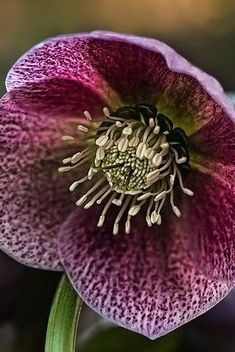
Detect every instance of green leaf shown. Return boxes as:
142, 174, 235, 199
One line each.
45, 274, 83, 352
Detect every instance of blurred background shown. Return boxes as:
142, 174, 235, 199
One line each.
0, 0, 235, 351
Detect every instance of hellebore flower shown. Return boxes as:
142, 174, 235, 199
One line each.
0, 31, 234, 339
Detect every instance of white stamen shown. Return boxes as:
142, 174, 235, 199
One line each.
62, 135, 74, 142
183, 188, 194, 196
144, 148, 155, 160
125, 220, 131, 234
117, 138, 129, 152
154, 191, 167, 202
103, 107, 110, 117
171, 147, 187, 164
177, 157, 187, 164
128, 205, 141, 216
69, 176, 88, 191
176, 168, 194, 196
113, 197, 131, 235
146, 197, 154, 226
97, 216, 105, 227
172, 206, 181, 217
150, 211, 159, 224
104, 140, 113, 150
76, 195, 87, 206
122, 126, 133, 135
84, 185, 110, 209
96, 135, 109, 147
153, 125, 160, 134
157, 214, 162, 225
161, 142, 169, 149
137, 192, 152, 201
149, 118, 155, 128
58, 166, 72, 173
147, 170, 160, 184
77, 125, 88, 133
152, 134, 166, 149
96, 147, 105, 161
71, 152, 83, 163
136, 142, 147, 159
129, 136, 139, 147
76, 179, 104, 207
84, 110, 92, 120
112, 199, 122, 206
116, 121, 122, 127
152, 154, 162, 167
112, 193, 125, 206
62, 157, 72, 164
96, 187, 113, 204
97, 193, 117, 227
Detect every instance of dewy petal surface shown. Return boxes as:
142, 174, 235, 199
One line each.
0, 86, 106, 270
6, 32, 234, 135
58, 207, 232, 339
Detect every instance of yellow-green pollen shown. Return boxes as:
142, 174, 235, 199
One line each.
59, 106, 194, 235
101, 146, 151, 193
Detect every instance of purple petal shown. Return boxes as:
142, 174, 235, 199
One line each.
182, 168, 235, 283
58, 207, 232, 339
190, 101, 235, 166
0, 88, 104, 269
6, 34, 120, 108
86, 33, 234, 135
6, 32, 234, 135
9, 78, 110, 121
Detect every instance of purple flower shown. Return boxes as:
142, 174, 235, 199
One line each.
0, 31, 234, 339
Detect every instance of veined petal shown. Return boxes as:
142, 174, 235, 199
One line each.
6, 31, 234, 135
58, 207, 232, 339
182, 168, 235, 283
0, 88, 106, 270
6, 34, 120, 108
190, 102, 235, 166
87, 32, 233, 135
8, 78, 110, 121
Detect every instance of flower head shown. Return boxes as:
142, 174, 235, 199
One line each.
0, 31, 234, 338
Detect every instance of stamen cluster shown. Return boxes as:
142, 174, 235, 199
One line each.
59, 104, 193, 235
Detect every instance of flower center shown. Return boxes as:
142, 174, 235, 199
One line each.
101, 145, 151, 193
59, 104, 193, 234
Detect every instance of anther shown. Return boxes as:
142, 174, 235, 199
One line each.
62, 135, 74, 142
62, 157, 72, 164
122, 126, 133, 135
77, 125, 88, 133
103, 107, 110, 117
152, 154, 162, 167
83, 110, 92, 120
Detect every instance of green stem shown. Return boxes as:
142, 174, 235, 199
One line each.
45, 274, 83, 352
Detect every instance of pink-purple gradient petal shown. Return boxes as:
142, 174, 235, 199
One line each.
0, 94, 70, 269
58, 207, 232, 339
182, 169, 235, 282
190, 101, 235, 166
0, 87, 108, 269
6, 32, 234, 135
6, 34, 120, 109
